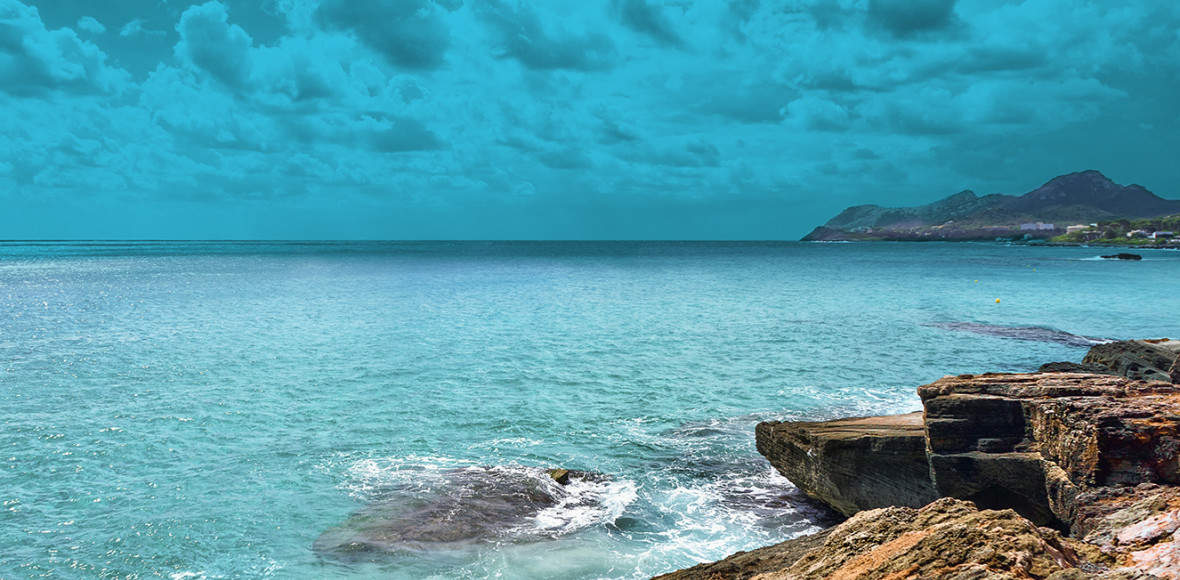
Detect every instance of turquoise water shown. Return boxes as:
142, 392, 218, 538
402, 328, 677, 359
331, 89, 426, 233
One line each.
2, 241, 1177, 579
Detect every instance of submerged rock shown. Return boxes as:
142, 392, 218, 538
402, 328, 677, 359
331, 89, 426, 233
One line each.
756, 412, 936, 516
1101, 253, 1142, 260
931, 322, 1108, 348
314, 466, 617, 561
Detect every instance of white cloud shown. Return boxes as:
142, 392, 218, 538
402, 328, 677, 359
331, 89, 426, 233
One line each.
76, 16, 105, 34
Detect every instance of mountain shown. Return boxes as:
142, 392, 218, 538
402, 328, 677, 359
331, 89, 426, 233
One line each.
803, 170, 1180, 241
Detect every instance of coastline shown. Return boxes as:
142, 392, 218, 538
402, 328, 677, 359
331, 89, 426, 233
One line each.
804, 238, 1180, 250
659, 339, 1180, 579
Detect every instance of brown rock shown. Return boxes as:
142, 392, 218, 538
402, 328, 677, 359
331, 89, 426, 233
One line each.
756, 412, 937, 516
548, 468, 571, 485
660, 499, 1096, 580
652, 528, 833, 580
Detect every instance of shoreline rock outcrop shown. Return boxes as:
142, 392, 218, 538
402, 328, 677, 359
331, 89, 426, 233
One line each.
755, 413, 936, 516
1083, 340, 1180, 383
659, 340, 1180, 579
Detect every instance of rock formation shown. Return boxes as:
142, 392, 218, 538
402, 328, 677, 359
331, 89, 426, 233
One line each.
1083, 340, 1180, 383
755, 413, 936, 516
665, 340, 1180, 579
656, 498, 1125, 580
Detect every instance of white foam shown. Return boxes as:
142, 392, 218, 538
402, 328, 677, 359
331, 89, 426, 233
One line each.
531, 479, 638, 534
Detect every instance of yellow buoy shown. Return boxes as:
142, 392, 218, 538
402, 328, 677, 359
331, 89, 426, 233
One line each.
995, 298, 1001, 303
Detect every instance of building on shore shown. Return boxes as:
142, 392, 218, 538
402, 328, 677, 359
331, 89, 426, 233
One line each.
1020, 222, 1055, 231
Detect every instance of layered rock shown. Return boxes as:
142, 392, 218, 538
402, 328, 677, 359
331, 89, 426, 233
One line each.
656, 498, 1128, 580
755, 412, 937, 516
736, 370, 1180, 580
919, 372, 1180, 532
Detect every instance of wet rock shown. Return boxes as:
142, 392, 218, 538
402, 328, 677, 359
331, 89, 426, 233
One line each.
756, 412, 937, 516
658, 499, 1103, 579
548, 469, 571, 485
314, 466, 612, 561
1083, 340, 1180, 383
1101, 254, 1142, 260
652, 528, 833, 580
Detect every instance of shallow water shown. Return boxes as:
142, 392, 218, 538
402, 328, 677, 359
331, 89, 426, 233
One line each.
2, 241, 1177, 579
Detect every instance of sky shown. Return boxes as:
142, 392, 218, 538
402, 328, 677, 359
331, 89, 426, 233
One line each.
2, 0, 1178, 239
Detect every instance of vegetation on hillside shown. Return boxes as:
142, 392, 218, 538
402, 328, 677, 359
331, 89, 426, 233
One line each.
1049, 214, 1180, 245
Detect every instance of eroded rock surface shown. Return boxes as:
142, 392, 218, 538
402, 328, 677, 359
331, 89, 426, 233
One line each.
732, 370, 1180, 580
755, 412, 937, 516
1083, 340, 1180, 383
920, 372, 1180, 531
657, 499, 1125, 580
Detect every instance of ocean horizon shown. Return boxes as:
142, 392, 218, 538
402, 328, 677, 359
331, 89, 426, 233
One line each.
4, 241, 1177, 579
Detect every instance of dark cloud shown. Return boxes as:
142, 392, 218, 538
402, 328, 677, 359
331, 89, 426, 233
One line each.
612, 0, 686, 49
538, 147, 596, 169
724, 0, 759, 40
175, 2, 253, 89
315, 0, 450, 71
0, 0, 129, 95
597, 116, 640, 143
694, 82, 791, 123
867, 0, 958, 37
475, 0, 617, 71
364, 116, 446, 153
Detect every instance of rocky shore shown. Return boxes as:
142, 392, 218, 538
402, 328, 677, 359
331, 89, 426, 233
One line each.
658, 339, 1180, 579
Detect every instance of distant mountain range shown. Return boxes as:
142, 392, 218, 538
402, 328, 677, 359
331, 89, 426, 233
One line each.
803, 170, 1180, 241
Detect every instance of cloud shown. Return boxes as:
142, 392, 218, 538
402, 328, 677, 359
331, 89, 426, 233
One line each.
315, 0, 451, 70
475, 0, 617, 71
120, 18, 165, 38
175, 2, 254, 89
0, 0, 130, 96
76, 16, 105, 34
867, 0, 959, 37
357, 114, 446, 153
787, 95, 850, 131
612, 0, 686, 49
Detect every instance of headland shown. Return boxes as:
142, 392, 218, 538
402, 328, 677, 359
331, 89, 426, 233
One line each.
804, 170, 1180, 248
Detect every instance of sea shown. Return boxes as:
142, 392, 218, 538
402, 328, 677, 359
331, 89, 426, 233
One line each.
2, 241, 1177, 579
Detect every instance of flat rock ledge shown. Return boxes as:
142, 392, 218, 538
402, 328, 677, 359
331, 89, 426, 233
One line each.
659, 340, 1180, 579
755, 412, 937, 516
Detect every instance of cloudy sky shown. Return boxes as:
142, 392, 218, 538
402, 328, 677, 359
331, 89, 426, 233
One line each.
3, 0, 1178, 239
